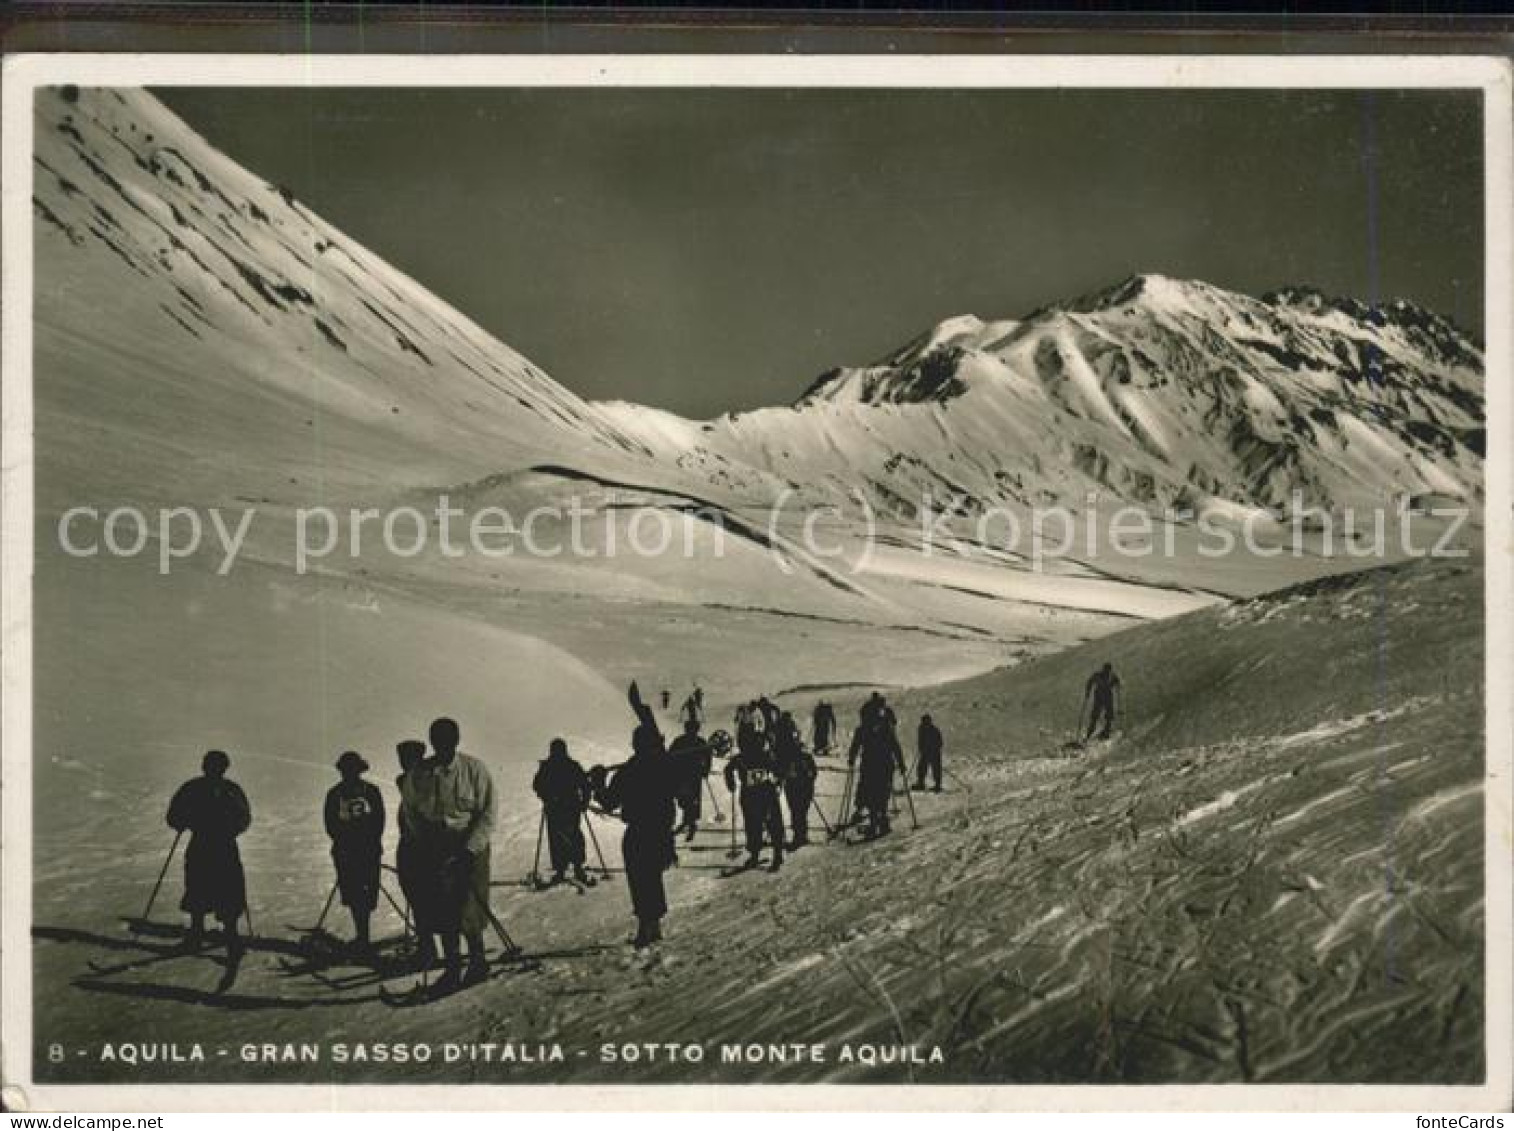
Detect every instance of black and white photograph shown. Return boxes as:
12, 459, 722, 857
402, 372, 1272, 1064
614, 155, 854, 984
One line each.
0, 53, 1509, 1108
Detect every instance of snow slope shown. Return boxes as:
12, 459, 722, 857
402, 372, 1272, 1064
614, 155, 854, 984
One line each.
32, 86, 656, 513
33, 555, 1483, 1083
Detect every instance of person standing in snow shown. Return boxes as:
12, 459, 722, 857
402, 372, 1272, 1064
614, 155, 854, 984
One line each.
394, 739, 436, 970
914, 714, 945, 793
860, 690, 896, 732
773, 711, 817, 849
680, 687, 705, 728
324, 750, 385, 951
848, 713, 901, 839
668, 718, 714, 843
757, 695, 781, 733
600, 681, 679, 948
724, 716, 786, 871
413, 717, 496, 990
811, 700, 837, 754
532, 738, 592, 886
1083, 662, 1122, 742
165, 749, 252, 956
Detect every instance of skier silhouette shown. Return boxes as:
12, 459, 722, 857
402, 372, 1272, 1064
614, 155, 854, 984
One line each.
599, 682, 678, 947
324, 750, 384, 951
532, 739, 592, 886
1083, 662, 1122, 741
166, 750, 251, 956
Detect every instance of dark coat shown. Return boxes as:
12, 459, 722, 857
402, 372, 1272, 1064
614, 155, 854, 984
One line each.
918, 720, 943, 757
772, 723, 814, 783
602, 750, 677, 920
167, 775, 251, 922
533, 753, 591, 812
667, 732, 713, 802
811, 702, 837, 749
534, 753, 590, 871
724, 737, 781, 795
849, 722, 901, 810
325, 779, 384, 913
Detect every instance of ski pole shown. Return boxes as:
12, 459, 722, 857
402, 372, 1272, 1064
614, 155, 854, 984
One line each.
136, 829, 183, 929
582, 808, 612, 880
727, 783, 741, 859
466, 883, 521, 958
378, 880, 412, 936
529, 807, 545, 886
704, 775, 726, 822
833, 759, 855, 840
894, 751, 920, 831
809, 792, 834, 837
843, 754, 857, 822
313, 878, 339, 933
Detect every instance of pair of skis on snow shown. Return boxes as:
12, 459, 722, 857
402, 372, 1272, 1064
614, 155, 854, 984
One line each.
827, 747, 920, 842
375, 884, 536, 1006
524, 805, 613, 891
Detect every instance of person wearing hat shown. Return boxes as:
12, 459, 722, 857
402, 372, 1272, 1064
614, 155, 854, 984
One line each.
166, 749, 253, 956
324, 750, 386, 950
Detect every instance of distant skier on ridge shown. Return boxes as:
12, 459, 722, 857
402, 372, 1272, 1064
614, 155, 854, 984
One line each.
811, 700, 837, 754
914, 713, 945, 792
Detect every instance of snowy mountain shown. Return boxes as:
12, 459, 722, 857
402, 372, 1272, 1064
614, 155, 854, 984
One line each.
609, 273, 1484, 525
31, 87, 1485, 632
32, 86, 655, 512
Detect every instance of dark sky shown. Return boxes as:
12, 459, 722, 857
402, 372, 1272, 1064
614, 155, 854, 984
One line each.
156, 87, 1483, 418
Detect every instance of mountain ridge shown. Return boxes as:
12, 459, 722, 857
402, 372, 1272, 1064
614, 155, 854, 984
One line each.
610, 270, 1484, 523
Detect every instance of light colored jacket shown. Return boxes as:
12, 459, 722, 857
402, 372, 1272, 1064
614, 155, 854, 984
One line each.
410, 752, 495, 855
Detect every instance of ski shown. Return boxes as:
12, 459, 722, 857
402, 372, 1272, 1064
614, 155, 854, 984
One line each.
84, 948, 203, 978
378, 954, 532, 1007
527, 873, 595, 894
378, 974, 448, 1008
378, 981, 444, 1007
277, 952, 405, 980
